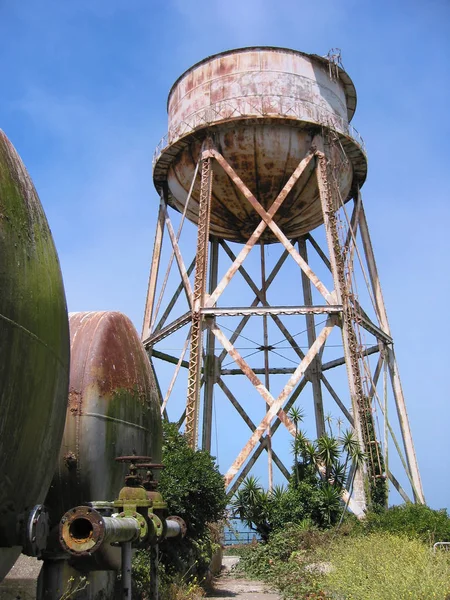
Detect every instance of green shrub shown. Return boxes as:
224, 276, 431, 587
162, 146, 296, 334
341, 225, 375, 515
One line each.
231, 421, 368, 539
237, 523, 334, 599
158, 422, 227, 539
362, 503, 450, 544
323, 532, 450, 599
132, 422, 227, 596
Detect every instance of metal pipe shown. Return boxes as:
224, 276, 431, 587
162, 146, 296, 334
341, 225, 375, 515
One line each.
59, 507, 140, 555
102, 517, 141, 545
121, 541, 132, 600
165, 519, 182, 539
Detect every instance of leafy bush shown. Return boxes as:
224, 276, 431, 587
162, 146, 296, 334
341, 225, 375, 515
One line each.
231, 422, 363, 539
238, 518, 450, 600
158, 422, 227, 539
132, 421, 227, 597
133, 551, 205, 600
361, 502, 450, 544
323, 532, 450, 599
236, 523, 333, 599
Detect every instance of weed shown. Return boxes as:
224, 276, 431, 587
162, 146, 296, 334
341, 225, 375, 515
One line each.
323, 532, 450, 599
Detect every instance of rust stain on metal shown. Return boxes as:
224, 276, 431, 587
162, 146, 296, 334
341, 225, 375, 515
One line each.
69, 311, 153, 401
60, 505, 104, 555
154, 47, 366, 243
64, 452, 77, 470
44, 311, 163, 546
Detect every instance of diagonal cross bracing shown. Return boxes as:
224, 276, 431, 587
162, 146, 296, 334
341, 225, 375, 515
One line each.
223, 317, 336, 486
205, 149, 335, 306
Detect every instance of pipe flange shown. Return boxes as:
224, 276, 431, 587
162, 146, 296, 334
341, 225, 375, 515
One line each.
23, 505, 49, 557
167, 515, 187, 538
147, 512, 164, 544
60, 506, 105, 556
117, 511, 149, 544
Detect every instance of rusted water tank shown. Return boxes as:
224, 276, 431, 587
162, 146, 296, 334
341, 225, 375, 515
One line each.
39, 311, 162, 600
153, 47, 367, 242
0, 131, 70, 580
45, 311, 162, 525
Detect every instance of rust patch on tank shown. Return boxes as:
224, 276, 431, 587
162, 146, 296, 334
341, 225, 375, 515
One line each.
218, 55, 238, 76
68, 312, 152, 402
64, 452, 77, 470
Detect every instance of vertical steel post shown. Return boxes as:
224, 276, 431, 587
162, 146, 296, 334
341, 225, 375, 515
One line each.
150, 545, 159, 600
383, 355, 389, 499
185, 148, 213, 448
260, 241, 273, 490
298, 237, 325, 438
202, 237, 219, 451
316, 147, 367, 511
358, 201, 424, 503
121, 542, 132, 600
142, 193, 165, 340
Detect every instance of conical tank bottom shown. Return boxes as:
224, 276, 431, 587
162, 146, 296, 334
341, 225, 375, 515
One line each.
167, 124, 353, 243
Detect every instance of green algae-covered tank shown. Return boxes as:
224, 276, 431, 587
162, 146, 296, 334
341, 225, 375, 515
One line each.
0, 131, 70, 580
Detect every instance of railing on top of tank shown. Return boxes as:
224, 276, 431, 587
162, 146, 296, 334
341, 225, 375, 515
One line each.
152, 97, 366, 167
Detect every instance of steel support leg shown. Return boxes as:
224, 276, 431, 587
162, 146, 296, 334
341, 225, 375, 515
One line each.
185, 150, 213, 448
150, 545, 159, 600
358, 201, 424, 503
121, 542, 132, 600
298, 237, 325, 437
316, 147, 367, 512
260, 241, 273, 490
202, 237, 219, 451
142, 195, 165, 340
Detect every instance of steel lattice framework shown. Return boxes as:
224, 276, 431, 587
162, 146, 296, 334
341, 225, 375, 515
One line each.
142, 132, 424, 513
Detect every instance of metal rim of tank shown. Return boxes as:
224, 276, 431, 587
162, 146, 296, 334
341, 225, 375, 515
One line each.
166, 46, 358, 121
153, 116, 368, 205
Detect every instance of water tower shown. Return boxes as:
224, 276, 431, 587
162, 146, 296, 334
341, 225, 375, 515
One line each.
142, 47, 424, 512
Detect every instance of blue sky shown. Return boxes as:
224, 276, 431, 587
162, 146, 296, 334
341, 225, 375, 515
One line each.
1, 0, 449, 509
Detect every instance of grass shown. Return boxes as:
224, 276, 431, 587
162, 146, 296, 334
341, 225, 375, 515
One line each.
323, 532, 450, 599
236, 510, 450, 599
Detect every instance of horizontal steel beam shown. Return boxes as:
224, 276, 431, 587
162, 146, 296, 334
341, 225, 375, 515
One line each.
321, 344, 380, 371
143, 311, 191, 347
201, 305, 342, 317
222, 367, 296, 376
354, 312, 393, 345
152, 350, 190, 369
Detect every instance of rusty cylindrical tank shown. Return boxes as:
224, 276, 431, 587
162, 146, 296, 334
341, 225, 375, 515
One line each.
40, 311, 162, 600
0, 131, 70, 581
45, 311, 162, 537
153, 47, 367, 242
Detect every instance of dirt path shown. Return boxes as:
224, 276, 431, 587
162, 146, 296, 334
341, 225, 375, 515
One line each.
205, 557, 281, 600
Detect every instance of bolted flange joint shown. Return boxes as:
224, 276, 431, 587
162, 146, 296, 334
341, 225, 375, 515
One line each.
59, 506, 140, 556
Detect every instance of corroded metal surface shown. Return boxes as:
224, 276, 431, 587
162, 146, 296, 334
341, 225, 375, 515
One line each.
154, 47, 367, 242
44, 311, 162, 559
168, 47, 352, 135
0, 131, 70, 580
59, 507, 140, 556
185, 152, 213, 447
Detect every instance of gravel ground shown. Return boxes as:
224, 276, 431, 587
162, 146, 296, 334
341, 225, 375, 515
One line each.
205, 556, 281, 600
